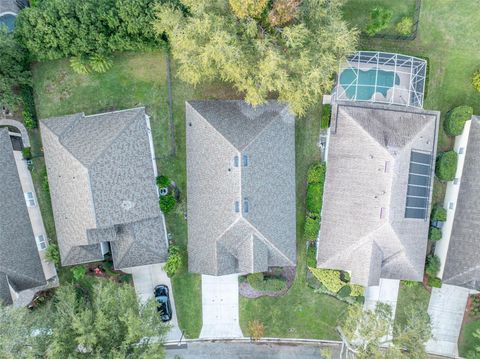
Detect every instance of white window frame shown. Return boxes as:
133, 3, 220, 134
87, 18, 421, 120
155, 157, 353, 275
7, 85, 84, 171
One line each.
35, 235, 47, 251
24, 192, 36, 207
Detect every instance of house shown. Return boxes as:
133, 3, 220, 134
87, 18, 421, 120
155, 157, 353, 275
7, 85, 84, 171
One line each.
40, 108, 168, 270
317, 102, 440, 286
186, 100, 296, 276
436, 116, 480, 289
0, 128, 47, 305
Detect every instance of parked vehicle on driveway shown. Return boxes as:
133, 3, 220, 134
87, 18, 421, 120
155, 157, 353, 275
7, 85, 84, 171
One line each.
154, 284, 172, 322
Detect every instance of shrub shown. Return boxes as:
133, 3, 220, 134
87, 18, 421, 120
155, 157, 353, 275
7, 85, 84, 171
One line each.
89, 54, 113, 73
338, 285, 351, 298
45, 242, 60, 267
436, 151, 458, 181
444, 105, 473, 136
71, 266, 87, 282
307, 162, 326, 184
396, 16, 413, 35
309, 268, 344, 293
321, 104, 331, 129
229, 0, 268, 18
306, 183, 323, 213
164, 245, 182, 277
428, 276, 442, 288
247, 320, 265, 341
349, 284, 365, 297
247, 272, 286, 292
425, 255, 441, 278
306, 243, 317, 268
366, 7, 393, 36
160, 194, 176, 213
472, 70, 480, 92
21, 85, 37, 126
431, 206, 447, 222
402, 280, 419, 288
156, 175, 171, 188
70, 56, 90, 75
22, 147, 32, 160
22, 110, 35, 129
43, 172, 50, 194
429, 227, 442, 241
304, 216, 320, 241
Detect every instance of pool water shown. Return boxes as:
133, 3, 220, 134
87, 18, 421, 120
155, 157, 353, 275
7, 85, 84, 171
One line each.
0, 14, 16, 32
339, 68, 400, 101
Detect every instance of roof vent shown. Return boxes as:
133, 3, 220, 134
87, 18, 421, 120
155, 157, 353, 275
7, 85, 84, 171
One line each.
121, 200, 135, 211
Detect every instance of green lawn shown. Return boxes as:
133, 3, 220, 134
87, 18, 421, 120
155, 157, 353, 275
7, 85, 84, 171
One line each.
31, 50, 240, 338
460, 319, 480, 358
394, 282, 431, 334
239, 104, 349, 339
342, 0, 417, 36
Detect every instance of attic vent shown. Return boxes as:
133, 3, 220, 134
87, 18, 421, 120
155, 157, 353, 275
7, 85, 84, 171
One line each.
234, 156, 239, 167
243, 198, 249, 213
243, 154, 249, 166
380, 207, 386, 219
121, 200, 134, 211
384, 161, 390, 173
234, 201, 240, 213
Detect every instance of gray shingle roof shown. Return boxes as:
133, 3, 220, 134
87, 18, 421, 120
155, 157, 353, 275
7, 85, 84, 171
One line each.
317, 103, 440, 286
0, 0, 19, 14
443, 116, 480, 289
186, 100, 296, 275
0, 129, 46, 305
40, 108, 167, 269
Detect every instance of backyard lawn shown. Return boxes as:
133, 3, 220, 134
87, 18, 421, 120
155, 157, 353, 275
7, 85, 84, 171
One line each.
342, 0, 417, 36
30, 50, 242, 338
393, 281, 431, 334
239, 104, 349, 339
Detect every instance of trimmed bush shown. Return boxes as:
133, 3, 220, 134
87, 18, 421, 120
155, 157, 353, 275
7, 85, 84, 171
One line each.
306, 183, 323, 213
159, 194, 176, 213
428, 276, 442, 288
444, 105, 473, 136
366, 7, 393, 36
156, 175, 171, 188
429, 227, 442, 241
21, 85, 37, 127
396, 16, 413, 35
309, 268, 344, 293
71, 266, 87, 282
22, 147, 32, 160
425, 255, 441, 278
436, 151, 458, 181
321, 104, 331, 129
45, 242, 60, 267
306, 243, 317, 268
164, 245, 182, 277
338, 285, 351, 298
473, 70, 480, 92
431, 206, 447, 222
307, 162, 326, 184
247, 272, 286, 292
349, 284, 365, 297
304, 216, 320, 241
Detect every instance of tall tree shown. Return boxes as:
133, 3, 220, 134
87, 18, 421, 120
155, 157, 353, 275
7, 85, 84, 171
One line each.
154, 0, 358, 115
0, 280, 168, 358
0, 28, 31, 111
339, 303, 432, 359
15, 0, 164, 73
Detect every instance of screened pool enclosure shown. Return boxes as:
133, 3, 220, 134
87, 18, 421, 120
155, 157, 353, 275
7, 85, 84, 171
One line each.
335, 51, 427, 108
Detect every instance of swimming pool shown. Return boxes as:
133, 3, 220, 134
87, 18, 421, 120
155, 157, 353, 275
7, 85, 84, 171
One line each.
339, 68, 400, 101
0, 14, 16, 32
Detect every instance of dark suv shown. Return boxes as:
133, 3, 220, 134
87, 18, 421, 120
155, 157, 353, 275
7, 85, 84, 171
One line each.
154, 285, 172, 322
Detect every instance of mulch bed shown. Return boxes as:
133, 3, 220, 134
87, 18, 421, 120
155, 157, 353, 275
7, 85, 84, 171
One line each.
239, 267, 296, 299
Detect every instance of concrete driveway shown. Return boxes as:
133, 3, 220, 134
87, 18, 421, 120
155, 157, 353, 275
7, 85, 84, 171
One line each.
199, 274, 243, 338
126, 264, 183, 342
426, 284, 471, 358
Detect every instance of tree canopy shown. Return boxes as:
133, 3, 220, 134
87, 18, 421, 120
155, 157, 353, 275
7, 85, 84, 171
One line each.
154, 0, 358, 115
339, 302, 432, 359
0, 280, 168, 358
15, 0, 164, 72
0, 29, 31, 111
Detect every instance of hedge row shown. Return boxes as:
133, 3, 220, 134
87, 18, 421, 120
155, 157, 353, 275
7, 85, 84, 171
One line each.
247, 272, 286, 292
304, 162, 326, 242
321, 104, 331, 129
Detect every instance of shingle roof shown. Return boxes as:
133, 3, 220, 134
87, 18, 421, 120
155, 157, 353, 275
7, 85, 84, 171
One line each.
317, 103, 439, 286
0, 0, 19, 14
0, 129, 46, 305
186, 100, 296, 275
443, 116, 480, 289
40, 108, 167, 269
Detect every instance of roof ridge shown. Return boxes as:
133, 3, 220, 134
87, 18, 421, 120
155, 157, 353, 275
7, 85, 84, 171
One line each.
444, 264, 480, 283
240, 105, 283, 151
0, 266, 45, 289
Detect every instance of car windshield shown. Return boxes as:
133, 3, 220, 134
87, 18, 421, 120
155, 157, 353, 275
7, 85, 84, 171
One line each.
156, 296, 168, 304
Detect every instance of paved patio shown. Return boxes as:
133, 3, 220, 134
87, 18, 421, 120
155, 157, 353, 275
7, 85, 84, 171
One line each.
426, 284, 471, 358
200, 274, 243, 339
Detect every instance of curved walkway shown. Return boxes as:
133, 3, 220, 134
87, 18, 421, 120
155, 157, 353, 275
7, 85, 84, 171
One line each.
0, 119, 30, 147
